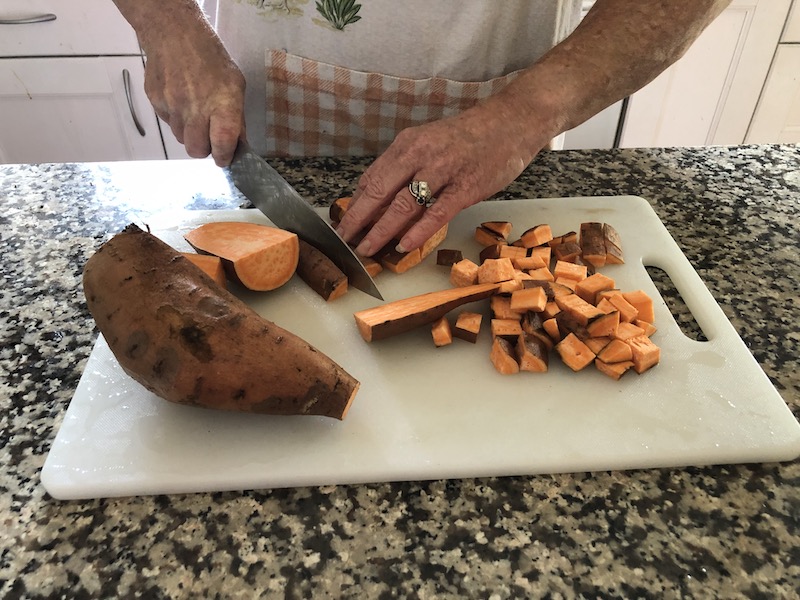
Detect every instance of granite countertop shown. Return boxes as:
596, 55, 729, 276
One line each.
1, 145, 798, 598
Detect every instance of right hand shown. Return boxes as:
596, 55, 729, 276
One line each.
142, 30, 246, 166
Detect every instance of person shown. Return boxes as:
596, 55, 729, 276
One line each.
111, 0, 730, 258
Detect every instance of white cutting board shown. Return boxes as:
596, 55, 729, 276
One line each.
41, 196, 800, 499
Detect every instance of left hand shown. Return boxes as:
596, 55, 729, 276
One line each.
335, 102, 546, 257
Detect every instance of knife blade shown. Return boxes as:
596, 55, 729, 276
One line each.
227, 141, 383, 300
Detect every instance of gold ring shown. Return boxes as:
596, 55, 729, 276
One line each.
408, 180, 435, 207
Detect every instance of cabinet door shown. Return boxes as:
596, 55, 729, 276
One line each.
0, 56, 165, 164
619, 0, 791, 147
746, 45, 800, 143
0, 0, 140, 56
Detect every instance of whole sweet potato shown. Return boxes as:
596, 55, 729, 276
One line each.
83, 224, 359, 419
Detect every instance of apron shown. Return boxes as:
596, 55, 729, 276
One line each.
215, 0, 582, 156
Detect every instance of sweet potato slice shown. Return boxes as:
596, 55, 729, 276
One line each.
181, 253, 227, 289
490, 337, 519, 375
296, 239, 348, 301
353, 283, 499, 342
84, 224, 358, 419
184, 221, 299, 292
381, 246, 422, 274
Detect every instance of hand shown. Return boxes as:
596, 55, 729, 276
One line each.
336, 101, 547, 257
142, 30, 246, 166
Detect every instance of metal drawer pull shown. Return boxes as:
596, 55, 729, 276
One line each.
0, 14, 57, 24
122, 69, 146, 137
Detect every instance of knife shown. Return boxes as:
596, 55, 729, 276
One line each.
227, 141, 383, 300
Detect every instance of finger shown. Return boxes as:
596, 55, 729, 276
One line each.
209, 106, 244, 167
337, 156, 415, 243
183, 114, 212, 159
169, 115, 186, 145
354, 182, 434, 257
396, 189, 465, 253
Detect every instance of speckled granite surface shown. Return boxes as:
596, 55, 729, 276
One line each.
1, 146, 798, 598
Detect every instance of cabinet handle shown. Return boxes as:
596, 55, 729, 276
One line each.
122, 69, 146, 137
0, 14, 57, 24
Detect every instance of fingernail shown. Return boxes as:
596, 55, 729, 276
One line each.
395, 242, 407, 254
355, 240, 371, 256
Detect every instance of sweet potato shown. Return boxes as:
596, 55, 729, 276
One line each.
184, 221, 299, 292
490, 337, 519, 374
431, 316, 453, 347
181, 253, 227, 289
453, 311, 483, 343
84, 224, 359, 419
296, 239, 348, 301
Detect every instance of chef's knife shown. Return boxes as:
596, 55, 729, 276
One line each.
227, 141, 383, 300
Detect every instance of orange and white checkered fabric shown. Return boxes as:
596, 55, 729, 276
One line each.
264, 50, 520, 157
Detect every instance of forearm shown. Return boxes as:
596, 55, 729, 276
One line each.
112, 0, 216, 53
486, 0, 732, 155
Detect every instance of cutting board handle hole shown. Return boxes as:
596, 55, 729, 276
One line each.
645, 265, 708, 342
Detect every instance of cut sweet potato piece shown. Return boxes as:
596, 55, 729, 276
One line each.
596, 338, 633, 363
627, 335, 661, 373
86, 224, 358, 419
607, 293, 639, 323
431, 316, 453, 347
603, 223, 624, 264
329, 197, 352, 223
479, 244, 504, 263
623, 290, 656, 324
543, 317, 561, 342
530, 246, 552, 266
542, 301, 561, 320
361, 255, 384, 278
498, 245, 528, 260
613, 321, 647, 341
579, 222, 606, 267
481, 221, 513, 240
595, 359, 634, 380
490, 337, 519, 375
420, 223, 449, 260
295, 239, 348, 301
510, 286, 547, 313
437, 248, 463, 266
491, 318, 524, 340
353, 283, 499, 342
552, 241, 582, 263
491, 295, 523, 320
526, 267, 554, 282
584, 336, 611, 355
453, 311, 483, 343
553, 260, 587, 282
513, 255, 548, 271
477, 258, 516, 284
516, 333, 549, 372
475, 226, 507, 247
549, 231, 578, 247
518, 224, 553, 248
450, 258, 480, 287
184, 221, 299, 292
586, 310, 620, 338
555, 333, 596, 371
635, 320, 658, 337
181, 253, 227, 289
555, 293, 605, 327
381, 246, 422, 274
575, 272, 616, 305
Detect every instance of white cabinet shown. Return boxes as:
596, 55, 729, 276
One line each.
0, 57, 166, 164
619, 0, 793, 147
746, 2, 800, 143
0, 0, 190, 163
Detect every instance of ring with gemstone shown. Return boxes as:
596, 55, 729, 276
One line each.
408, 180, 435, 207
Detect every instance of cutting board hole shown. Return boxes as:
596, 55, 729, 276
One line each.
646, 265, 708, 342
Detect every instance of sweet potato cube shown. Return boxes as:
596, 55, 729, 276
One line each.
453, 311, 483, 343
555, 293, 605, 327
516, 333, 549, 372
603, 223, 624, 264
530, 246, 552, 266
595, 359, 634, 380
329, 196, 352, 223
381, 247, 421, 274
608, 293, 639, 323
527, 267, 554, 282
584, 336, 611, 355
450, 258, 480, 287
580, 222, 606, 267
555, 277, 577, 292
596, 338, 633, 363
542, 301, 561, 319
635, 320, 658, 337
543, 317, 561, 342
518, 224, 553, 248
586, 310, 620, 338
552, 241, 582, 263
555, 333, 596, 371
475, 226, 507, 247
549, 231, 578, 247
490, 337, 519, 375
553, 260, 588, 282
478, 258, 516, 284
498, 245, 528, 260
575, 273, 616, 305
627, 335, 661, 373
512, 255, 547, 271
481, 221, 513, 240
497, 279, 524, 294
613, 322, 647, 341
596, 297, 616, 315
623, 290, 656, 323
431, 316, 453, 347
436, 248, 463, 266
491, 295, 523, 320
491, 318, 524, 339
510, 286, 548, 313
479, 244, 505, 263
361, 255, 383, 278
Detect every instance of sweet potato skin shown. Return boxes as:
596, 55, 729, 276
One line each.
83, 224, 359, 419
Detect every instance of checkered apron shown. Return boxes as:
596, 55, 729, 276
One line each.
264, 50, 520, 157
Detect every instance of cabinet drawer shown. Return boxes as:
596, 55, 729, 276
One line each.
783, 1, 800, 42
0, 0, 140, 56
